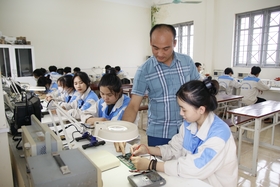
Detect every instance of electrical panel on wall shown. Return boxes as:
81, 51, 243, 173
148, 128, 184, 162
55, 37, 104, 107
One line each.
213, 69, 224, 78
237, 73, 249, 79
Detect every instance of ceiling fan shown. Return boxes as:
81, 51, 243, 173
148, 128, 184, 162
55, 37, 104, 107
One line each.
156, 0, 202, 5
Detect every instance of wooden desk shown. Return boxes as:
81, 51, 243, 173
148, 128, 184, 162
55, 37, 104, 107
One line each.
215, 94, 243, 119
216, 93, 243, 105
227, 100, 280, 176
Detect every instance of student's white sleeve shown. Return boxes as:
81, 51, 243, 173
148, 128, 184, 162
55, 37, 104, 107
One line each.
80, 99, 98, 123
257, 81, 270, 91
230, 80, 241, 89
160, 129, 233, 180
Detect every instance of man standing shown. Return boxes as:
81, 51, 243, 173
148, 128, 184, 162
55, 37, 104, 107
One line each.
115, 24, 199, 153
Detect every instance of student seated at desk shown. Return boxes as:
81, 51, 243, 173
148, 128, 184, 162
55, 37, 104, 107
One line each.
45, 75, 76, 107
130, 77, 238, 187
85, 72, 131, 124
33, 69, 53, 99
86, 72, 140, 151
240, 66, 270, 105
64, 72, 99, 123
217, 67, 241, 95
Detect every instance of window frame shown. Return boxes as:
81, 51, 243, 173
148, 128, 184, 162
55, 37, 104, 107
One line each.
173, 21, 194, 57
233, 6, 280, 68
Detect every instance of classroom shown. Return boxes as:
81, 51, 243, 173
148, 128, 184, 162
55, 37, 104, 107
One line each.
1, 0, 280, 186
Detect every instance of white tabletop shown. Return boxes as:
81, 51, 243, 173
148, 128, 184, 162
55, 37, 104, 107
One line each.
53, 123, 212, 187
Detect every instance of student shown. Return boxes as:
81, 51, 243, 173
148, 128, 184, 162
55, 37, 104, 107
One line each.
57, 68, 64, 75
73, 67, 81, 74
119, 24, 200, 149
64, 66, 74, 76
37, 76, 52, 92
115, 66, 128, 79
46, 75, 76, 106
33, 68, 44, 82
195, 62, 205, 80
45, 65, 61, 91
240, 66, 270, 105
64, 72, 99, 123
102, 65, 111, 76
130, 77, 238, 187
217, 67, 241, 94
85, 72, 132, 124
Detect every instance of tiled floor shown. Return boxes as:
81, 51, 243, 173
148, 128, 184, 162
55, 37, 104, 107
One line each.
138, 111, 280, 187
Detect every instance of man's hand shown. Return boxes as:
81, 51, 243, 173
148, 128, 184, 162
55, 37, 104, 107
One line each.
114, 142, 126, 155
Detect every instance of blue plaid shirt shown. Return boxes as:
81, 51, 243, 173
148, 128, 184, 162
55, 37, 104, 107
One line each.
132, 52, 200, 139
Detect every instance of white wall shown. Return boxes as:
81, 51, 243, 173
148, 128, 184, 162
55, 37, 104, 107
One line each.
156, 0, 280, 79
1, 0, 280, 79
0, 0, 152, 77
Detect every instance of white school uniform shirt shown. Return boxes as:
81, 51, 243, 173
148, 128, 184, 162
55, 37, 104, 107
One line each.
240, 75, 270, 105
159, 112, 238, 187
218, 74, 241, 95
66, 87, 99, 123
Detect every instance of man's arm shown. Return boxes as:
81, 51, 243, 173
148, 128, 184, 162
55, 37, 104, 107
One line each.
115, 94, 144, 155
122, 94, 144, 122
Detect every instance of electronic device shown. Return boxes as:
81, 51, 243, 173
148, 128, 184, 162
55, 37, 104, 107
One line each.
117, 153, 136, 170
13, 92, 42, 134
3, 92, 14, 110
237, 72, 249, 79
128, 170, 166, 187
21, 114, 63, 159
213, 69, 224, 77
27, 148, 102, 187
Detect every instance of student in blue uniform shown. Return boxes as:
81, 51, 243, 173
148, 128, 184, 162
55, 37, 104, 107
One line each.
85, 72, 132, 124
217, 67, 241, 94
130, 77, 238, 187
65, 72, 99, 123
46, 75, 77, 107
240, 66, 270, 105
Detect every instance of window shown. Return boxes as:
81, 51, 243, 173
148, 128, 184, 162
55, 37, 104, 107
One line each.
233, 6, 280, 68
173, 22, 194, 57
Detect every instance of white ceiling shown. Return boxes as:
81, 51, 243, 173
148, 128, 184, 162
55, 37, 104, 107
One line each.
102, 0, 202, 8
101, 0, 187, 8
101, 0, 154, 8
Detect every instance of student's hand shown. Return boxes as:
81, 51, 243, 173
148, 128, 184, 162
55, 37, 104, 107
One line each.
114, 142, 126, 155
130, 144, 148, 156
50, 109, 57, 115
45, 95, 53, 101
130, 156, 150, 171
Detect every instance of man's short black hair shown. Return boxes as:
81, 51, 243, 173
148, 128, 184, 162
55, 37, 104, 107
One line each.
73, 67, 81, 73
251, 66, 261, 75
224, 67, 234, 75
150, 24, 176, 40
115, 66, 121, 72
195, 62, 202, 68
64, 67, 72, 74
49, 65, 57, 72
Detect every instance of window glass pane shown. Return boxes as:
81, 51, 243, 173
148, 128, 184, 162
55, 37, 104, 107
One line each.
0, 48, 11, 77
241, 17, 249, 29
182, 26, 187, 35
270, 11, 280, 26
173, 22, 193, 56
234, 6, 280, 67
253, 14, 263, 28
190, 35, 193, 57
182, 36, 187, 54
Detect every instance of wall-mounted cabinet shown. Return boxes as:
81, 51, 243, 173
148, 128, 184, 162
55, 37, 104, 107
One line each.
0, 44, 35, 79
